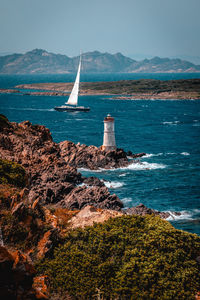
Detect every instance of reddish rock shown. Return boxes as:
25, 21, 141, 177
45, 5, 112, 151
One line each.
60, 185, 123, 211
83, 176, 105, 187
125, 203, 181, 219
0, 117, 144, 212
32, 275, 50, 299
68, 205, 123, 229
59, 140, 131, 170
36, 229, 60, 260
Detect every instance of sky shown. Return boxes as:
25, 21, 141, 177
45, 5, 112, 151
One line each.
0, 0, 200, 63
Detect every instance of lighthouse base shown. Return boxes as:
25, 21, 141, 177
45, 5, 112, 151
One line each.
101, 145, 117, 151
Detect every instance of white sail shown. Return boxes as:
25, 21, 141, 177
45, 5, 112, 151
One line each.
66, 55, 81, 106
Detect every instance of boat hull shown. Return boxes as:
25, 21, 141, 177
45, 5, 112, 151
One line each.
54, 105, 90, 112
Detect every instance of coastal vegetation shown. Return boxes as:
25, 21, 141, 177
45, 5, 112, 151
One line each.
81, 78, 200, 94
37, 215, 200, 299
12, 78, 200, 99
0, 158, 26, 187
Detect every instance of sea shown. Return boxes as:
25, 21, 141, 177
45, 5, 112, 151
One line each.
0, 73, 200, 235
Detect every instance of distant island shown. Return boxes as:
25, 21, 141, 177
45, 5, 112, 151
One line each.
1, 78, 200, 100
1, 48, 200, 74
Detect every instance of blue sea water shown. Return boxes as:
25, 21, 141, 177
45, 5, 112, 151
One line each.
0, 73, 200, 235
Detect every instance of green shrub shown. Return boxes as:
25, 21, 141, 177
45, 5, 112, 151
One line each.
36, 215, 200, 299
0, 159, 27, 187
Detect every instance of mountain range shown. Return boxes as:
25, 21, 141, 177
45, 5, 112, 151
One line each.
0, 49, 200, 74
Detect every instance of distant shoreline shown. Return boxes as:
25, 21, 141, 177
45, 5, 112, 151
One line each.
0, 78, 200, 100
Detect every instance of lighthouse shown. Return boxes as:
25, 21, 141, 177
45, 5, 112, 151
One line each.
102, 114, 116, 151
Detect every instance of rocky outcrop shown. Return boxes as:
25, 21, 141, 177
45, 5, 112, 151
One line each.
60, 185, 123, 211
0, 116, 128, 210
59, 140, 136, 170
125, 203, 181, 219
68, 205, 123, 229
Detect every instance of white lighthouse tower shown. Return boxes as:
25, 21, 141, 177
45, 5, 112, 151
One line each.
102, 114, 116, 151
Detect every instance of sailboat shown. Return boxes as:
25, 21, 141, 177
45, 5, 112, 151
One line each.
54, 54, 90, 112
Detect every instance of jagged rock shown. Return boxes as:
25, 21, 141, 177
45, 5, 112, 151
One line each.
59, 140, 131, 170
60, 186, 123, 211
68, 205, 123, 229
127, 151, 146, 158
83, 176, 105, 187
125, 203, 181, 219
0, 117, 142, 211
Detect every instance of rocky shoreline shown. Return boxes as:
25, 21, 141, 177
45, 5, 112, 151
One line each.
0, 114, 197, 299
0, 114, 180, 217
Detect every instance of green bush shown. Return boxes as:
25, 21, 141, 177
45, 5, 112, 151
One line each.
36, 215, 200, 299
0, 159, 26, 187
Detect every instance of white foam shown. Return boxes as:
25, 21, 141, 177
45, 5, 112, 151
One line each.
78, 161, 167, 173
166, 210, 193, 221
76, 183, 89, 187
103, 181, 124, 189
143, 153, 163, 158
78, 167, 107, 173
181, 152, 190, 156
119, 173, 126, 177
162, 121, 173, 125
162, 121, 179, 125
124, 161, 166, 171
121, 197, 132, 203
166, 152, 176, 155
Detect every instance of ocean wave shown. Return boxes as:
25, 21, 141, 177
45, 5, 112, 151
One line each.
76, 183, 89, 187
143, 153, 163, 158
121, 197, 132, 203
77, 167, 107, 173
181, 152, 190, 156
103, 181, 124, 189
124, 161, 166, 170
162, 121, 180, 125
166, 210, 193, 221
166, 152, 176, 155
78, 161, 167, 173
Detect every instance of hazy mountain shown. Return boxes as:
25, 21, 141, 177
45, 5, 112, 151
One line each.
0, 49, 200, 74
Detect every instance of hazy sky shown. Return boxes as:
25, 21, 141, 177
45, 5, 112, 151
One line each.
0, 0, 200, 60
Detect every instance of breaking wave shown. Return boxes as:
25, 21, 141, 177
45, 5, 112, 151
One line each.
162, 121, 180, 125
181, 152, 190, 156
123, 161, 167, 171
166, 210, 194, 221
143, 153, 163, 158
78, 161, 167, 173
103, 181, 125, 189
121, 197, 132, 203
